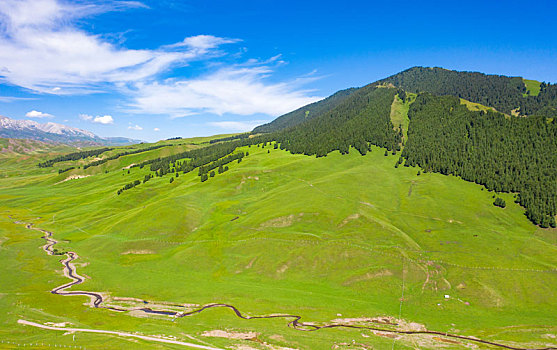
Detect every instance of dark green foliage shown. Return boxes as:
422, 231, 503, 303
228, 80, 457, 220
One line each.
209, 133, 250, 144
169, 177, 174, 183
39, 147, 111, 167
58, 166, 75, 174
197, 152, 244, 178
83, 144, 170, 169
209, 171, 215, 177
494, 197, 506, 208
142, 174, 152, 183
253, 88, 357, 133
379, 66, 557, 117
398, 89, 407, 102
401, 93, 557, 227
273, 87, 400, 157
117, 179, 141, 195
126, 133, 275, 188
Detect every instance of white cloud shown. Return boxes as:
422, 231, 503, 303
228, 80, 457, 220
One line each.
209, 120, 270, 132
153, 127, 160, 131
127, 64, 322, 117
0, 0, 236, 94
79, 113, 93, 121
0, 0, 322, 119
25, 110, 53, 118
166, 35, 240, 50
128, 124, 143, 130
80, 113, 114, 124
93, 115, 114, 124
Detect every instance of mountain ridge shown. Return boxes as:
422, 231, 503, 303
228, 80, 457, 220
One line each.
253, 66, 555, 134
0, 115, 143, 146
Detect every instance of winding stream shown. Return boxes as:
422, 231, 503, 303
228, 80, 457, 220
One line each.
12, 218, 557, 350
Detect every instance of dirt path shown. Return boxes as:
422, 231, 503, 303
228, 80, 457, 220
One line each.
12, 218, 557, 350
17, 320, 223, 350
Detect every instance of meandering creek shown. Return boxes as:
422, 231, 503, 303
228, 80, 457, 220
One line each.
12, 218, 557, 350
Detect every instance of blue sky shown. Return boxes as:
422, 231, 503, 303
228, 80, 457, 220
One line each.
0, 0, 556, 142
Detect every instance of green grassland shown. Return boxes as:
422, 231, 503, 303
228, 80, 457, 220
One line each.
0, 133, 556, 349
459, 98, 500, 114
390, 93, 415, 140
523, 79, 541, 97
0, 138, 77, 177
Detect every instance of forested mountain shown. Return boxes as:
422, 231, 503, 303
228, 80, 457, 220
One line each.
378, 66, 557, 117
252, 87, 357, 133
250, 67, 557, 227
274, 86, 401, 157
401, 94, 557, 227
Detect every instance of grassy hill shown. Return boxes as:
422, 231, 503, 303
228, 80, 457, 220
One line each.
1, 133, 556, 349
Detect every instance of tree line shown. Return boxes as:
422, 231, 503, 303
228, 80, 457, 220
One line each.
253, 88, 357, 133
401, 93, 557, 227
38, 147, 111, 167
272, 87, 401, 157
83, 143, 175, 169
209, 133, 251, 144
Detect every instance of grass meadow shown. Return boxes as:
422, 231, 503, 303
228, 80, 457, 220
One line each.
0, 134, 556, 349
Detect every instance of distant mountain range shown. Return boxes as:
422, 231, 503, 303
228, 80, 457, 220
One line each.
0, 115, 142, 146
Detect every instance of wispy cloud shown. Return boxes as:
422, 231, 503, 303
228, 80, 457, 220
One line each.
164, 34, 241, 51
0, 0, 235, 94
80, 113, 114, 124
209, 120, 270, 132
25, 110, 53, 118
0, 0, 322, 120
128, 124, 143, 130
127, 61, 322, 117
0, 95, 36, 102
153, 127, 160, 131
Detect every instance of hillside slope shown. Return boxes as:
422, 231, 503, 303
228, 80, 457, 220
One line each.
1, 139, 556, 350
249, 67, 557, 228
253, 87, 357, 133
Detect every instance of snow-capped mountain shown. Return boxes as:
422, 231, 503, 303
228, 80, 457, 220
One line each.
0, 115, 142, 146
0, 115, 96, 137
